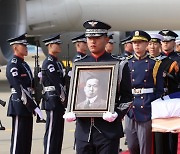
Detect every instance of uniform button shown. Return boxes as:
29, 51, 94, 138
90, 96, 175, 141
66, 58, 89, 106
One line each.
144, 80, 146, 82
134, 96, 136, 99
132, 105, 135, 108
132, 69, 135, 72
141, 105, 144, 108
132, 79, 135, 82
145, 69, 148, 72
141, 96, 144, 99
132, 60, 135, 63
145, 60, 148, 63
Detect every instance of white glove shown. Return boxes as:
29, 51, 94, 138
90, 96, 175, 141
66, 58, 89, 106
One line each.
34, 107, 44, 120
103, 112, 118, 122
63, 112, 76, 122
38, 72, 42, 78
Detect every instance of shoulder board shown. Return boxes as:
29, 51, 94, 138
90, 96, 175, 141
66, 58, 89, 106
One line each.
126, 55, 134, 60
74, 55, 87, 62
11, 58, 17, 64
111, 54, 126, 61
148, 55, 157, 61
48, 56, 53, 61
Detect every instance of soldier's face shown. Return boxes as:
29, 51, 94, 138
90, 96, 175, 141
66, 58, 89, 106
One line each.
176, 44, 180, 52
78, 42, 88, 51
84, 78, 99, 98
14, 44, 28, 58
87, 36, 108, 54
148, 42, 161, 57
161, 41, 175, 52
132, 40, 148, 56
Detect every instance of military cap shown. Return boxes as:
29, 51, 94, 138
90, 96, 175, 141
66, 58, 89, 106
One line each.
71, 33, 87, 43
107, 33, 116, 44
83, 19, 111, 37
7, 33, 28, 46
120, 35, 132, 45
175, 39, 180, 45
158, 29, 178, 41
131, 30, 151, 42
149, 33, 164, 43
42, 34, 61, 46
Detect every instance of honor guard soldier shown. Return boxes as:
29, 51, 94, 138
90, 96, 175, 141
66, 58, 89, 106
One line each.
72, 33, 88, 62
120, 35, 133, 57
159, 30, 180, 154
159, 30, 180, 65
63, 20, 133, 154
148, 33, 179, 154
6, 33, 43, 154
105, 33, 115, 54
41, 34, 66, 154
125, 30, 165, 154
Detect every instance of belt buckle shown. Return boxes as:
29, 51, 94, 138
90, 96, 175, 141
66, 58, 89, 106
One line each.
134, 88, 142, 94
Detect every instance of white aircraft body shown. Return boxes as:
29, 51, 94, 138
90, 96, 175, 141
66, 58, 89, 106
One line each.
0, 0, 180, 65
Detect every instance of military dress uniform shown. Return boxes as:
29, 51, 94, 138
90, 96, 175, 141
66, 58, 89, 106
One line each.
41, 42, 66, 154
74, 51, 133, 154
125, 30, 165, 154
6, 55, 38, 154
6, 34, 39, 154
159, 29, 180, 154
66, 20, 132, 154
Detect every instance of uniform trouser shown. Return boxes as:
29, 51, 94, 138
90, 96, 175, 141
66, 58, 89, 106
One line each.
154, 132, 170, 154
125, 116, 152, 154
76, 127, 120, 154
44, 110, 64, 154
10, 115, 33, 154
169, 133, 178, 154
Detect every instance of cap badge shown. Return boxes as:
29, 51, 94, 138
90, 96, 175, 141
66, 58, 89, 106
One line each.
162, 30, 169, 35
135, 31, 139, 36
88, 21, 98, 27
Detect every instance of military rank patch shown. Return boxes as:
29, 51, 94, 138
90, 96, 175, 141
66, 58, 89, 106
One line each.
48, 64, 55, 72
11, 58, 17, 64
10, 67, 18, 77
48, 56, 53, 61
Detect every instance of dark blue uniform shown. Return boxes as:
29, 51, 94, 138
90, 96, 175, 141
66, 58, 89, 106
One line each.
74, 51, 133, 154
127, 54, 164, 122
6, 55, 37, 154
73, 52, 86, 62
125, 53, 165, 154
41, 54, 65, 154
152, 54, 179, 154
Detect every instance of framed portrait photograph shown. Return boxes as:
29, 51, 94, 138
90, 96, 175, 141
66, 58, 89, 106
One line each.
66, 61, 119, 117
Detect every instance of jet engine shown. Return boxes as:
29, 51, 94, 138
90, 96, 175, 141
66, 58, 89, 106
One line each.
0, 0, 26, 65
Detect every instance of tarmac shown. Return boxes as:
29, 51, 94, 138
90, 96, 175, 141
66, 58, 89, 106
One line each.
0, 53, 127, 154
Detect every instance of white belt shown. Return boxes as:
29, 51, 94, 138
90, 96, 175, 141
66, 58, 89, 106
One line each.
11, 88, 17, 94
44, 86, 55, 92
11, 87, 32, 94
132, 88, 154, 94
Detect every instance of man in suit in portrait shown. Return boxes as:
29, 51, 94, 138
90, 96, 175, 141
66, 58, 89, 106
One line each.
76, 76, 106, 110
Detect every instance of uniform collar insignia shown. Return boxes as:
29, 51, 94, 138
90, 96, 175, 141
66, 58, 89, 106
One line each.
48, 56, 53, 61
11, 58, 17, 64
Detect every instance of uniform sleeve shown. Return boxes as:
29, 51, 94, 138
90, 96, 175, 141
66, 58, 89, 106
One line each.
44, 61, 63, 95
115, 62, 133, 119
6, 63, 22, 98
